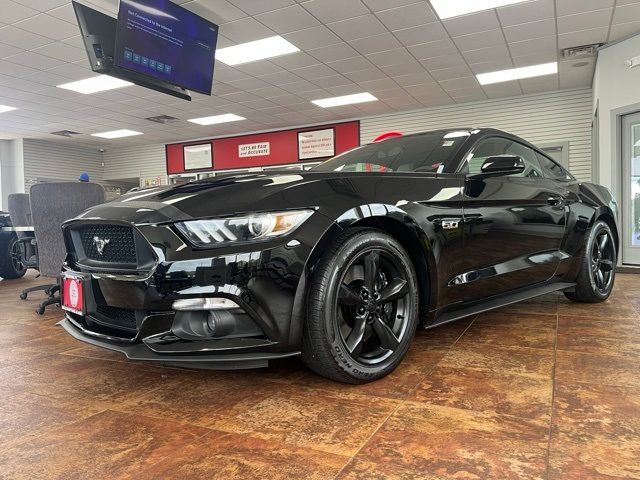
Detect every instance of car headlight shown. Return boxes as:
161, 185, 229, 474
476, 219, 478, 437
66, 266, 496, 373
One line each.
175, 210, 314, 247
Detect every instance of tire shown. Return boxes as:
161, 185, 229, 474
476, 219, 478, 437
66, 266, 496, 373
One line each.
302, 228, 419, 383
565, 219, 616, 303
0, 234, 26, 280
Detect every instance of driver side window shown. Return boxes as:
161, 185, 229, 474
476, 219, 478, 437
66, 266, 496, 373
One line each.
461, 137, 543, 178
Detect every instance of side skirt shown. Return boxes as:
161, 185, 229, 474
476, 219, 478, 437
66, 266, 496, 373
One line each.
425, 281, 575, 330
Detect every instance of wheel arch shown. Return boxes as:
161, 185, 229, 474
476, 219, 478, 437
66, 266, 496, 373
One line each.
593, 207, 619, 256
290, 205, 435, 347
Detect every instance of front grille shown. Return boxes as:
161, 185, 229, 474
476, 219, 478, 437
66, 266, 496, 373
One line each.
79, 224, 137, 264
94, 305, 137, 331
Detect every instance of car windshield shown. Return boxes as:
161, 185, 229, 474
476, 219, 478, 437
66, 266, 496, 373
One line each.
311, 131, 470, 173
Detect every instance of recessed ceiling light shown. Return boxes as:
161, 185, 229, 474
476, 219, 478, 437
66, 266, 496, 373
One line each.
311, 92, 378, 108
187, 113, 246, 125
216, 36, 300, 65
430, 0, 532, 19
476, 62, 558, 85
58, 75, 133, 94
0, 105, 18, 113
91, 129, 143, 139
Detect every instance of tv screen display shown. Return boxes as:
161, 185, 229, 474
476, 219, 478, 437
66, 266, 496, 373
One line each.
114, 0, 218, 95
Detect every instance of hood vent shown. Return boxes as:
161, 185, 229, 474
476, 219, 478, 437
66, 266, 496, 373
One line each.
146, 114, 180, 124
51, 130, 81, 137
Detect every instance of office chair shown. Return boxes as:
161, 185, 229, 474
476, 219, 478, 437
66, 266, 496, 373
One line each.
7, 193, 53, 299
30, 182, 106, 315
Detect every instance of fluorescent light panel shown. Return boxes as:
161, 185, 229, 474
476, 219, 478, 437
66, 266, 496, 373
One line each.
216, 36, 299, 65
57, 75, 133, 94
476, 62, 558, 85
311, 92, 378, 108
91, 129, 143, 139
430, 0, 532, 19
187, 113, 246, 125
0, 105, 18, 113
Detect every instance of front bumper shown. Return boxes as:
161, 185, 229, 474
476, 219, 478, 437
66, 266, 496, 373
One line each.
58, 214, 337, 368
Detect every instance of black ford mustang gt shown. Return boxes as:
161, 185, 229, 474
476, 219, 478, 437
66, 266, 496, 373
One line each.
59, 128, 618, 383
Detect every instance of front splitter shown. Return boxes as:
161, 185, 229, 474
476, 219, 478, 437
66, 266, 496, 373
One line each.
57, 317, 300, 370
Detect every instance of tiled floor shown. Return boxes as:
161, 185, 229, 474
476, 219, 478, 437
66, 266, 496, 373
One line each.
1, 272, 639, 479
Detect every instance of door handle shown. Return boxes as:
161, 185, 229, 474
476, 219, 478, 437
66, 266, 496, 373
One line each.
547, 195, 564, 207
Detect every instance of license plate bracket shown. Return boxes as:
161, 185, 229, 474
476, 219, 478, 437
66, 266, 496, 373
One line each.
62, 273, 88, 316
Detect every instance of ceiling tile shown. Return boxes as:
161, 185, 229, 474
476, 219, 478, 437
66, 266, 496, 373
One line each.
46, 3, 77, 23
508, 36, 557, 57
392, 71, 434, 86
219, 17, 275, 42
307, 43, 359, 63
182, 0, 247, 24
497, 0, 555, 26
438, 76, 479, 92
0, 42, 23, 59
2, 1, 40, 23
442, 10, 500, 36
254, 5, 319, 33
375, 3, 437, 31
392, 22, 448, 46
430, 65, 473, 82
612, 3, 640, 23
420, 53, 467, 71
558, 27, 609, 48
300, 0, 369, 23
4, 51, 66, 70
463, 44, 512, 64
519, 74, 559, 93
556, 0, 615, 16
0, 25, 53, 49
31, 42, 86, 62
557, 9, 613, 34
327, 57, 381, 73
453, 29, 506, 52
270, 52, 320, 69
366, 47, 415, 67
224, 0, 295, 15
283, 25, 342, 50
348, 33, 403, 55
14, 13, 79, 40
361, 0, 418, 11
379, 60, 428, 76
503, 18, 557, 43
608, 21, 640, 41
408, 39, 458, 61
328, 14, 386, 41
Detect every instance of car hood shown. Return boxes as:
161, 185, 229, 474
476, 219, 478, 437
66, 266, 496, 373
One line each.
72, 170, 450, 225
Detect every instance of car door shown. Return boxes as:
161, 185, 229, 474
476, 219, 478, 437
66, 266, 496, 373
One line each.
456, 136, 568, 301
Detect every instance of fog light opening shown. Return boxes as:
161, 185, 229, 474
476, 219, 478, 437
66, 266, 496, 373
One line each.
206, 310, 236, 337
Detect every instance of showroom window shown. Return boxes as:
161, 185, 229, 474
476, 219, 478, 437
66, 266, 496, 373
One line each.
461, 137, 543, 178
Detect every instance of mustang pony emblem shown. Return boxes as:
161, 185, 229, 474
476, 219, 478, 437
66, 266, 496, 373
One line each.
93, 236, 110, 255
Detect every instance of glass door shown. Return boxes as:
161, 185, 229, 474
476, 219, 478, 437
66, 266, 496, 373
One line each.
621, 112, 640, 265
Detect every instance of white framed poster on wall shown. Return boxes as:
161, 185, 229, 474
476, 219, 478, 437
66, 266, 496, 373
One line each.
184, 143, 213, 170
297, 128, 335, 160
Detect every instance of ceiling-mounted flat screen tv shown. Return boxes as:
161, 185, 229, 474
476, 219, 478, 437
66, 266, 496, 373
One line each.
114, 0, 218, 95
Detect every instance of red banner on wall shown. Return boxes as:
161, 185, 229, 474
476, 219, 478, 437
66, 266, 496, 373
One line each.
165, 121, 360, 175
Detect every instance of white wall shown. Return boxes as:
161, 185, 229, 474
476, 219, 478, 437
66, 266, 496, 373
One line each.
103, 89, 594, 183
361, 88, 593, 181
103, 143, 165, 183
0, 139, 25, 211
22, 139, 104, 190
593, 33, 640, 194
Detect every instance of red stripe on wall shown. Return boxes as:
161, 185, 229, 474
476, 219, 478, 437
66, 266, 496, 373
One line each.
165, 121, 360, 175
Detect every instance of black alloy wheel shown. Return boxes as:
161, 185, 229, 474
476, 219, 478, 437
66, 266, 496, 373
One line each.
565, 219, 616, 303
590, 228, 615, 295
302, 228, 419, 383
0, 234, 27, 280
336, 248, 411, 364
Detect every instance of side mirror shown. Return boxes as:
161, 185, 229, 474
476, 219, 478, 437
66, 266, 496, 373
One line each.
472, 155, 525, 179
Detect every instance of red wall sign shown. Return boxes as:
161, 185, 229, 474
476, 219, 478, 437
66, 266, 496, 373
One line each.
166, 120, 360, 175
